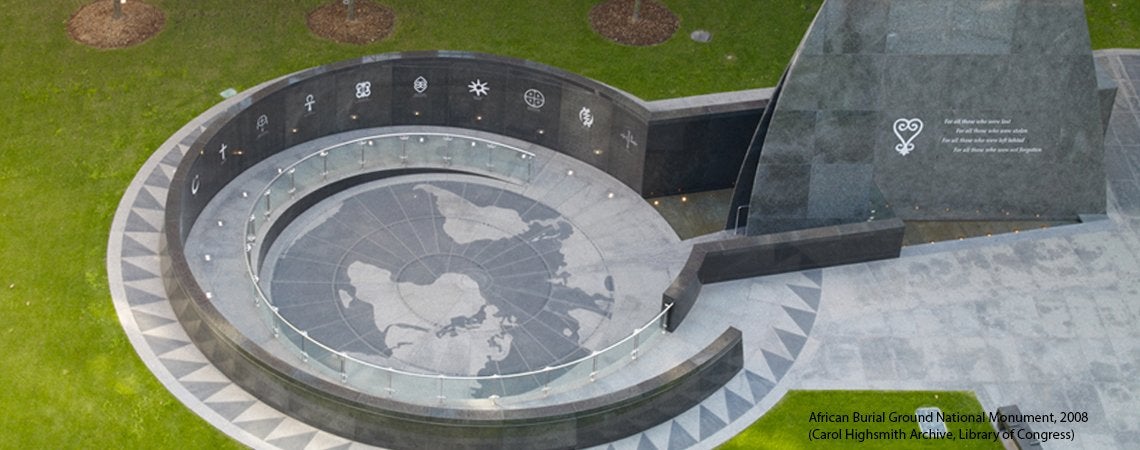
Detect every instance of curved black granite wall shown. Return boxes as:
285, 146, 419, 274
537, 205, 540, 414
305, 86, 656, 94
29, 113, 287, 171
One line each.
162, 52, 747, 448
176, 51, 661, 239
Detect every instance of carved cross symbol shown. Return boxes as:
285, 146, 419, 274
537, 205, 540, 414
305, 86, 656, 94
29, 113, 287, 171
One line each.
304, 94, 316, 112
621, 129, 637, 151
219, 143, 227, 163
524, 89, 545, 109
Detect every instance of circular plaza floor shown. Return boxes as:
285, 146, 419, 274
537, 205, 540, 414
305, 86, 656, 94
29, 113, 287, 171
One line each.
262, 176, 621, 377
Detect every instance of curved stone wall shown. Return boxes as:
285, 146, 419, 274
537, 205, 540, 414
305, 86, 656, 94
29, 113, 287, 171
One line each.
174, 51, 657, 240
161, 52, 744, 448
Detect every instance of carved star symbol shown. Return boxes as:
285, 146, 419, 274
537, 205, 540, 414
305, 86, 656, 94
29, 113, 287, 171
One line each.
468, 79, 489, 97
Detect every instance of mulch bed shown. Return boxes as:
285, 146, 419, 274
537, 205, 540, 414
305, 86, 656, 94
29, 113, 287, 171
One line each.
307, 1, 395, 45
67, 0, 165, 49
589, 0, 679, 47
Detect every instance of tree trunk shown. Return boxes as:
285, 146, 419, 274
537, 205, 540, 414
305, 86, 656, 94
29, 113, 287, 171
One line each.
347, 0, 356, 21
631, 0, 641, 23
113, 0, 122, 19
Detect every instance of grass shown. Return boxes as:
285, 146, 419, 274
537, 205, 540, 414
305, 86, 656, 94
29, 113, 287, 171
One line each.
1088, 0, 1140, 49
0, 0, 1135, 447
718, 391, 1003, 450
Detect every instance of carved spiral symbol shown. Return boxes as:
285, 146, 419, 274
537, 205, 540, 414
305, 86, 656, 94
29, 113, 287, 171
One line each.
892, 118, 924, 156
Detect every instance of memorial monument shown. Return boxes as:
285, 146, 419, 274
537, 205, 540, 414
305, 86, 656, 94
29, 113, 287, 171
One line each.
732, 0, 1111, 235
107, 1, 1117, 448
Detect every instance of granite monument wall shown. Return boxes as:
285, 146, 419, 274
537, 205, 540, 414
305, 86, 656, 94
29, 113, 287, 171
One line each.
642, 90, 769, 196
742, 0, 1111, 235
663, 218, 905, 331
175, 51, 767, 238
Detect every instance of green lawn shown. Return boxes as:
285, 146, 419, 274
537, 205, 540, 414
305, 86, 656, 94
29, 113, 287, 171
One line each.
1088, 0, 1140, 48
0, 0, 1135, 447
719, 391, 1003, 450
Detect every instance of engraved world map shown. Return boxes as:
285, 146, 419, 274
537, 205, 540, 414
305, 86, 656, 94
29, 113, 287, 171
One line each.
267, 179, 616, 379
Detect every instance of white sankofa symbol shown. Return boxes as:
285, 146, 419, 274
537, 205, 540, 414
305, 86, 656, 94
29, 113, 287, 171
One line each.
893, 118, 924, 156
191, 174, 201, 195
218, 143, 227, 163
414, 76, 428, 94
304, 94, 316, 112
621, 129, 637, 151
256, 114, 268, 133
355, 81, 372, 99
523, 88, 545, 109
579, 107, 594, 128
468, 79, 489, 97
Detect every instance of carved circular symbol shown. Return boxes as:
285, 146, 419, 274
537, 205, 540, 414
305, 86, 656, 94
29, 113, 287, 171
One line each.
523, 89, 545, 109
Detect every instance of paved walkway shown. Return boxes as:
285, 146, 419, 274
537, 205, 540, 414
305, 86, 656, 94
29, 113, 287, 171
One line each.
108, 50, 1140, 449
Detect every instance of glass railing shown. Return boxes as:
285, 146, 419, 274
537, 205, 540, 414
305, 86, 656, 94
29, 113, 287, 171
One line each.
246, 132, 535, 251
240, 131, 669, 407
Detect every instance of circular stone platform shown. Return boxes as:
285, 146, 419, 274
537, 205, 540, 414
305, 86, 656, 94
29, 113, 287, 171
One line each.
174, 126, 688, 408
263, 177, 617, 376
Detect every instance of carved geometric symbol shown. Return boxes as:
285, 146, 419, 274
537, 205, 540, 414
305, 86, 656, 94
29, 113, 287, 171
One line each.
467, 79, 489, 98
304, 94, 316, 112
893, 118, 924, 156
413, 76, 428, 94
355, 81, 372, 99
191, 174, 201, 195
621, 129, 637, 151
523, 88, 545, 109
256, 114, 268, 133
579, 107, 594, 128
